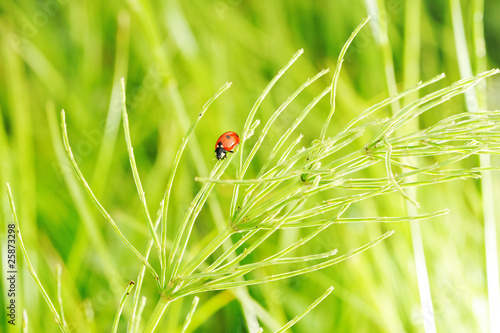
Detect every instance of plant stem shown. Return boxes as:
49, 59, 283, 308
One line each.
55, 264, 68, 329
451, 0, 500, 331
320, 16, 370, 141
6, 183, 69, 333
160, 82, 232, 287
112, 281, 135, 333
120, 78, 162, 264
60, 110, 159, 284
143, 296, 171, 333
275, 286, 334, 333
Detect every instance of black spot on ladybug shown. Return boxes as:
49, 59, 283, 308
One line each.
226, 135, 231, 139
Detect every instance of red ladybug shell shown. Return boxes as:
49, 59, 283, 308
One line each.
215, 131, 240, 160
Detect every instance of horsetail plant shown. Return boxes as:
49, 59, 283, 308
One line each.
7, 16, 500, 332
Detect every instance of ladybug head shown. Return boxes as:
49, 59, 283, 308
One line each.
215, 142, 227, 160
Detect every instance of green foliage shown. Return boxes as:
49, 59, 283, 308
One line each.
1, 1, 500, 332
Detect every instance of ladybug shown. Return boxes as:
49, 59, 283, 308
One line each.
215, 131, 240, 160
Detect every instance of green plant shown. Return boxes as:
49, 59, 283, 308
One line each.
6, 16, 500, 332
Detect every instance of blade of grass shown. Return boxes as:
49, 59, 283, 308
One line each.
178, 230, 260, 289
160, 81, 232, 287
266, 209, 449, 229
55, 264, 68, 330
112, 281, 136, 333
166, 149, 241, 288
383, 137, 420, 207
241, 68, 331, 180
192, 231, 394, 293
275, 286, 334, 333
46, 102, 125, 292
231, 49, 304, 218
120, 78, 162, 265
340, 73, 445, 135
91, 12, 131, 196
366, 69, 499, 149
133, 296, 147, 333
6, 183, 68, 333
450, 0, 500, 331
368, 1, 437, 331
320, 16, 370, 141
60, 110, 159, 283
258, 85, 332, 177
179, 297, 199, 333
129, 200, 163, 333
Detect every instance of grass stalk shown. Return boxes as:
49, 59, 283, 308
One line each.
46, 103, 124, 291
202, 231, 394, 292
258, 86, 331, 177
179, 228, 233, 278
275, 286, 334, 333
179, 230, 259, 285
134, 296, 147, 333
120, 78, 162, 264
366, 69, 499, 150
160, 82, 232, 287
143, 296, 171, 333
450, 0, 500, 331
174, 231, 393, 298
320, 16, 370, 141
60, 110, 159, 283
111, 281, 136, 333
180, 297, 199, 333
240, 68, 331, 179
231, 49, 304, 217
6, 183, 69, 333
55, 264, 68, 329
383, 137, 419, 207
129, 201, 163, 333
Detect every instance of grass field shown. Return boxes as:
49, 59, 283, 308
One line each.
1, 0, 500, 332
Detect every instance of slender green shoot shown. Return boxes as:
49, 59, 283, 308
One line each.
240, 68, 330, 181
161, 81, 232, 287
320, 16, 370, 141
55, 264, 68, 330
134, 296, 147, 333
450, 0, 500, 331
129, 201, 163, 333
366, 69, 500, 149
232, 49, 305, 217
143, 297, 171, 333
6, 183, 69, 333
166, 148, 242, 287
120, 78, 162, 264
275, 286, 334, 333
271, 209, 449, 229
383, 137, 420, 207
258, 86, 331, 177
340, 73, 445, 135
238, 48, 305, 175
60, 110, 159, 283
175, 230, 394, 297
180, 297, 199, 333
112, 281, 136, 333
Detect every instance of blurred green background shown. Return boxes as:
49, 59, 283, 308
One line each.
1, 0, 500, 332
